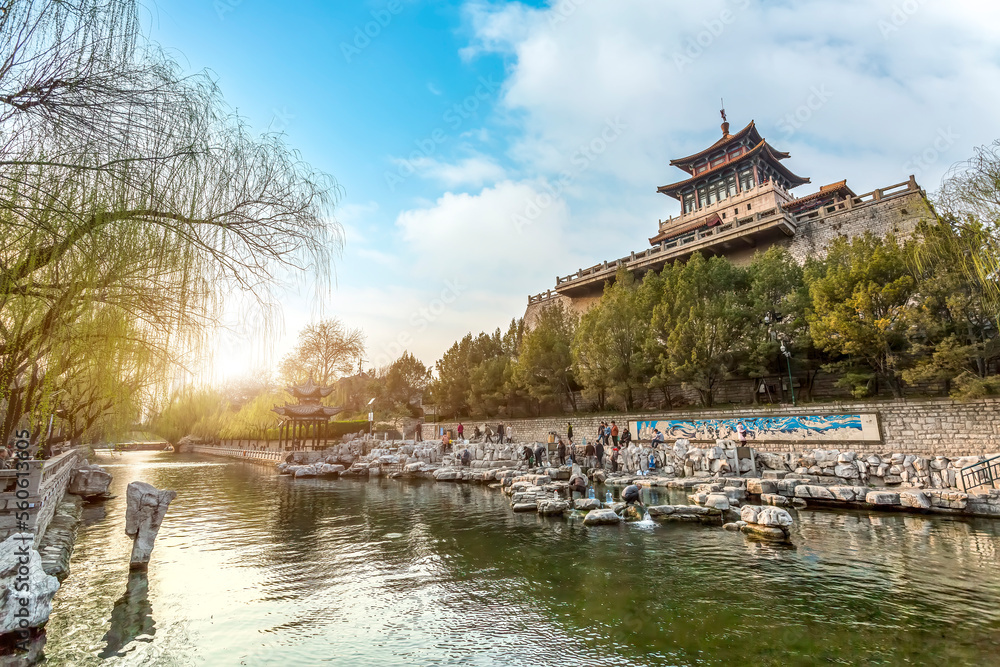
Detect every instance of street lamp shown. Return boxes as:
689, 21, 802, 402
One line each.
367, 397, 376, 441
780, 343, 796, 406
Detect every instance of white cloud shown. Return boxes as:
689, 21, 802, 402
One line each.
403, 154, 507, 188
465, 0, 1000, 197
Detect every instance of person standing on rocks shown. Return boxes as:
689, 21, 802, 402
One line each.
596, 422, 606, 448
584, 442, 596, 468
497, 422, 505, 444
557, 439, 566, 466
610, 446, 620, 473
457, 423, 464, 441
534, 443, 546, 469
566, 422, 573, 444
595, 438, 605, 469
506, 424, 515, 444
484, 424, 494, 444
736, 420, 748, 447
611, 421, 620, 448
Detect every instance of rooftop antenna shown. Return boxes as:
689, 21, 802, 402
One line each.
720, 98, 730, 137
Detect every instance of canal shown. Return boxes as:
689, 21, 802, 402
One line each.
43, 451, 1000, 665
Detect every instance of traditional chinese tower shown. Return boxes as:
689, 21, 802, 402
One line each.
650, 109, 811, 245
524, 110, 931, 326
273, 376, 343, 451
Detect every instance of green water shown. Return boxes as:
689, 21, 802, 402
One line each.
42, 452, 1000, 665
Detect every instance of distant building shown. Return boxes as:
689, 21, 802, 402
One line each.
525, 115, 936, 325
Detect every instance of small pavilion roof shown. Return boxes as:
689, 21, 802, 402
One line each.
657, 139, 810, 200
287, 375, 335, 399
273, 404, 344, 419
783, 180, 856, 212
669, 121, 763, 173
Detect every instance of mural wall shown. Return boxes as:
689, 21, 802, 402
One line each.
631, 414, 881, 443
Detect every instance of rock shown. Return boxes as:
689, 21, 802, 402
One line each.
512, 503, 539, 512
837, 452, 857, 463
865, 491, 900, 506
315, 463, 344, 476
590, 470, 608, 484
755, 507, 793, 528
583, 509, 623, 526
293, 465, 318, 478
829, 486, 867, 502
0, 534, 60, 635
741, 524, 790, 541
704, 493, 730, 510
537, 500, 570, 516
68, 462, 113, 498
746, 479, 777, 495
619, 505, 644, 522
899, 490, 931, 510
574, 498, 601, 511
125, 481, 177, 571
927, 490, 968, 510
723, 487, 747, 502
834, 463, 860, 479
761, 493, 790, 507
740, 505, 760, 524
723, 522, 741, 532
673, 440, 690, 458
794, 485, 835, 500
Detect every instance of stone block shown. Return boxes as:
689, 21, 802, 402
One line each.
899, 490, 931, 510
705, 493, 731, 511
866, 491, 900, 506
829, 486, 867, 502
794, 485, 835, 500
747, 479, 777, 495
760, 493, 789, 507
583, 509, 622, 526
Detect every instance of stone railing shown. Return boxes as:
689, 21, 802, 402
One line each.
527, 289, 560, 306
189, 445, 284, 463
791, 176, 920, 224
0, 448, 83, 545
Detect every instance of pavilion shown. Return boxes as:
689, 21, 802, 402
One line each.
273, 376, 343, 451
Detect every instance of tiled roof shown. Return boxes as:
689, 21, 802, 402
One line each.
657, 140, 808, 199
783, 180, 855, 211
669, 121, 762, 172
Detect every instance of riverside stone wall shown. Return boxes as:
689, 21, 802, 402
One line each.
423, 397, 1000, 458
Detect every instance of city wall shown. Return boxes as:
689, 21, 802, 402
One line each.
421, 397, 1000, 459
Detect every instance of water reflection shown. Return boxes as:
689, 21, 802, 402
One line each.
40, 452, 1000, 666
99, 572, 154, 658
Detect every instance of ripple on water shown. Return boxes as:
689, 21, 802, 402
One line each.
40, 452, 1000, 666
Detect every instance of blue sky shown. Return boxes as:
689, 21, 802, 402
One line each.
145, 0, 1000, 381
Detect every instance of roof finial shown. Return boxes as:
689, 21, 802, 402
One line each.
720, 98, 730, 138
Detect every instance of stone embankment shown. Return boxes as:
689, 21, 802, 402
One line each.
259, 437, 1000, 523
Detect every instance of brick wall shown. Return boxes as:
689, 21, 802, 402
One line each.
423, 397, 1000, 458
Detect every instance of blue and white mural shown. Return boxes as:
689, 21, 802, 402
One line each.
631, 414, 880, 443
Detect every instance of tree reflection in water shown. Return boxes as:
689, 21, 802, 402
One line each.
99, 571, 155, 658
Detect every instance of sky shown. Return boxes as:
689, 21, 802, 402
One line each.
143, 0, 1000, 382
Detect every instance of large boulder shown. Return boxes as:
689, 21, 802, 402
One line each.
704, 493, 730, 510
794, 485, 835, 500
574, 498, 601, 511
583, 509, 622, 526
746, 478, 777, 495
68, 461, 113, 499
537, 500, 570, 516
865, 491, 901, 506
125, 481, 177, 571
0, 534, 60, 634
899, 490, 931, 510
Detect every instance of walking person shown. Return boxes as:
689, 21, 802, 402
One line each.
457, 423, 464, 441
506, 424, 515, 444
604, 422, 612, 450
611, 421, 620, 448
567, 422, 574, 444
485, 424, 494, 444
596, 422, 605, 448
595, 438, 605, 469
736, 420, 748, 447
497, 422, 505, 444
584, 441, 596, 469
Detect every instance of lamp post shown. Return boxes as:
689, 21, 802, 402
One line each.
367, 397, 376, 441
780, 343, 796, 406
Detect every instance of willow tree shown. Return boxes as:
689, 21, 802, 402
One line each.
0, 0, 342, 446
